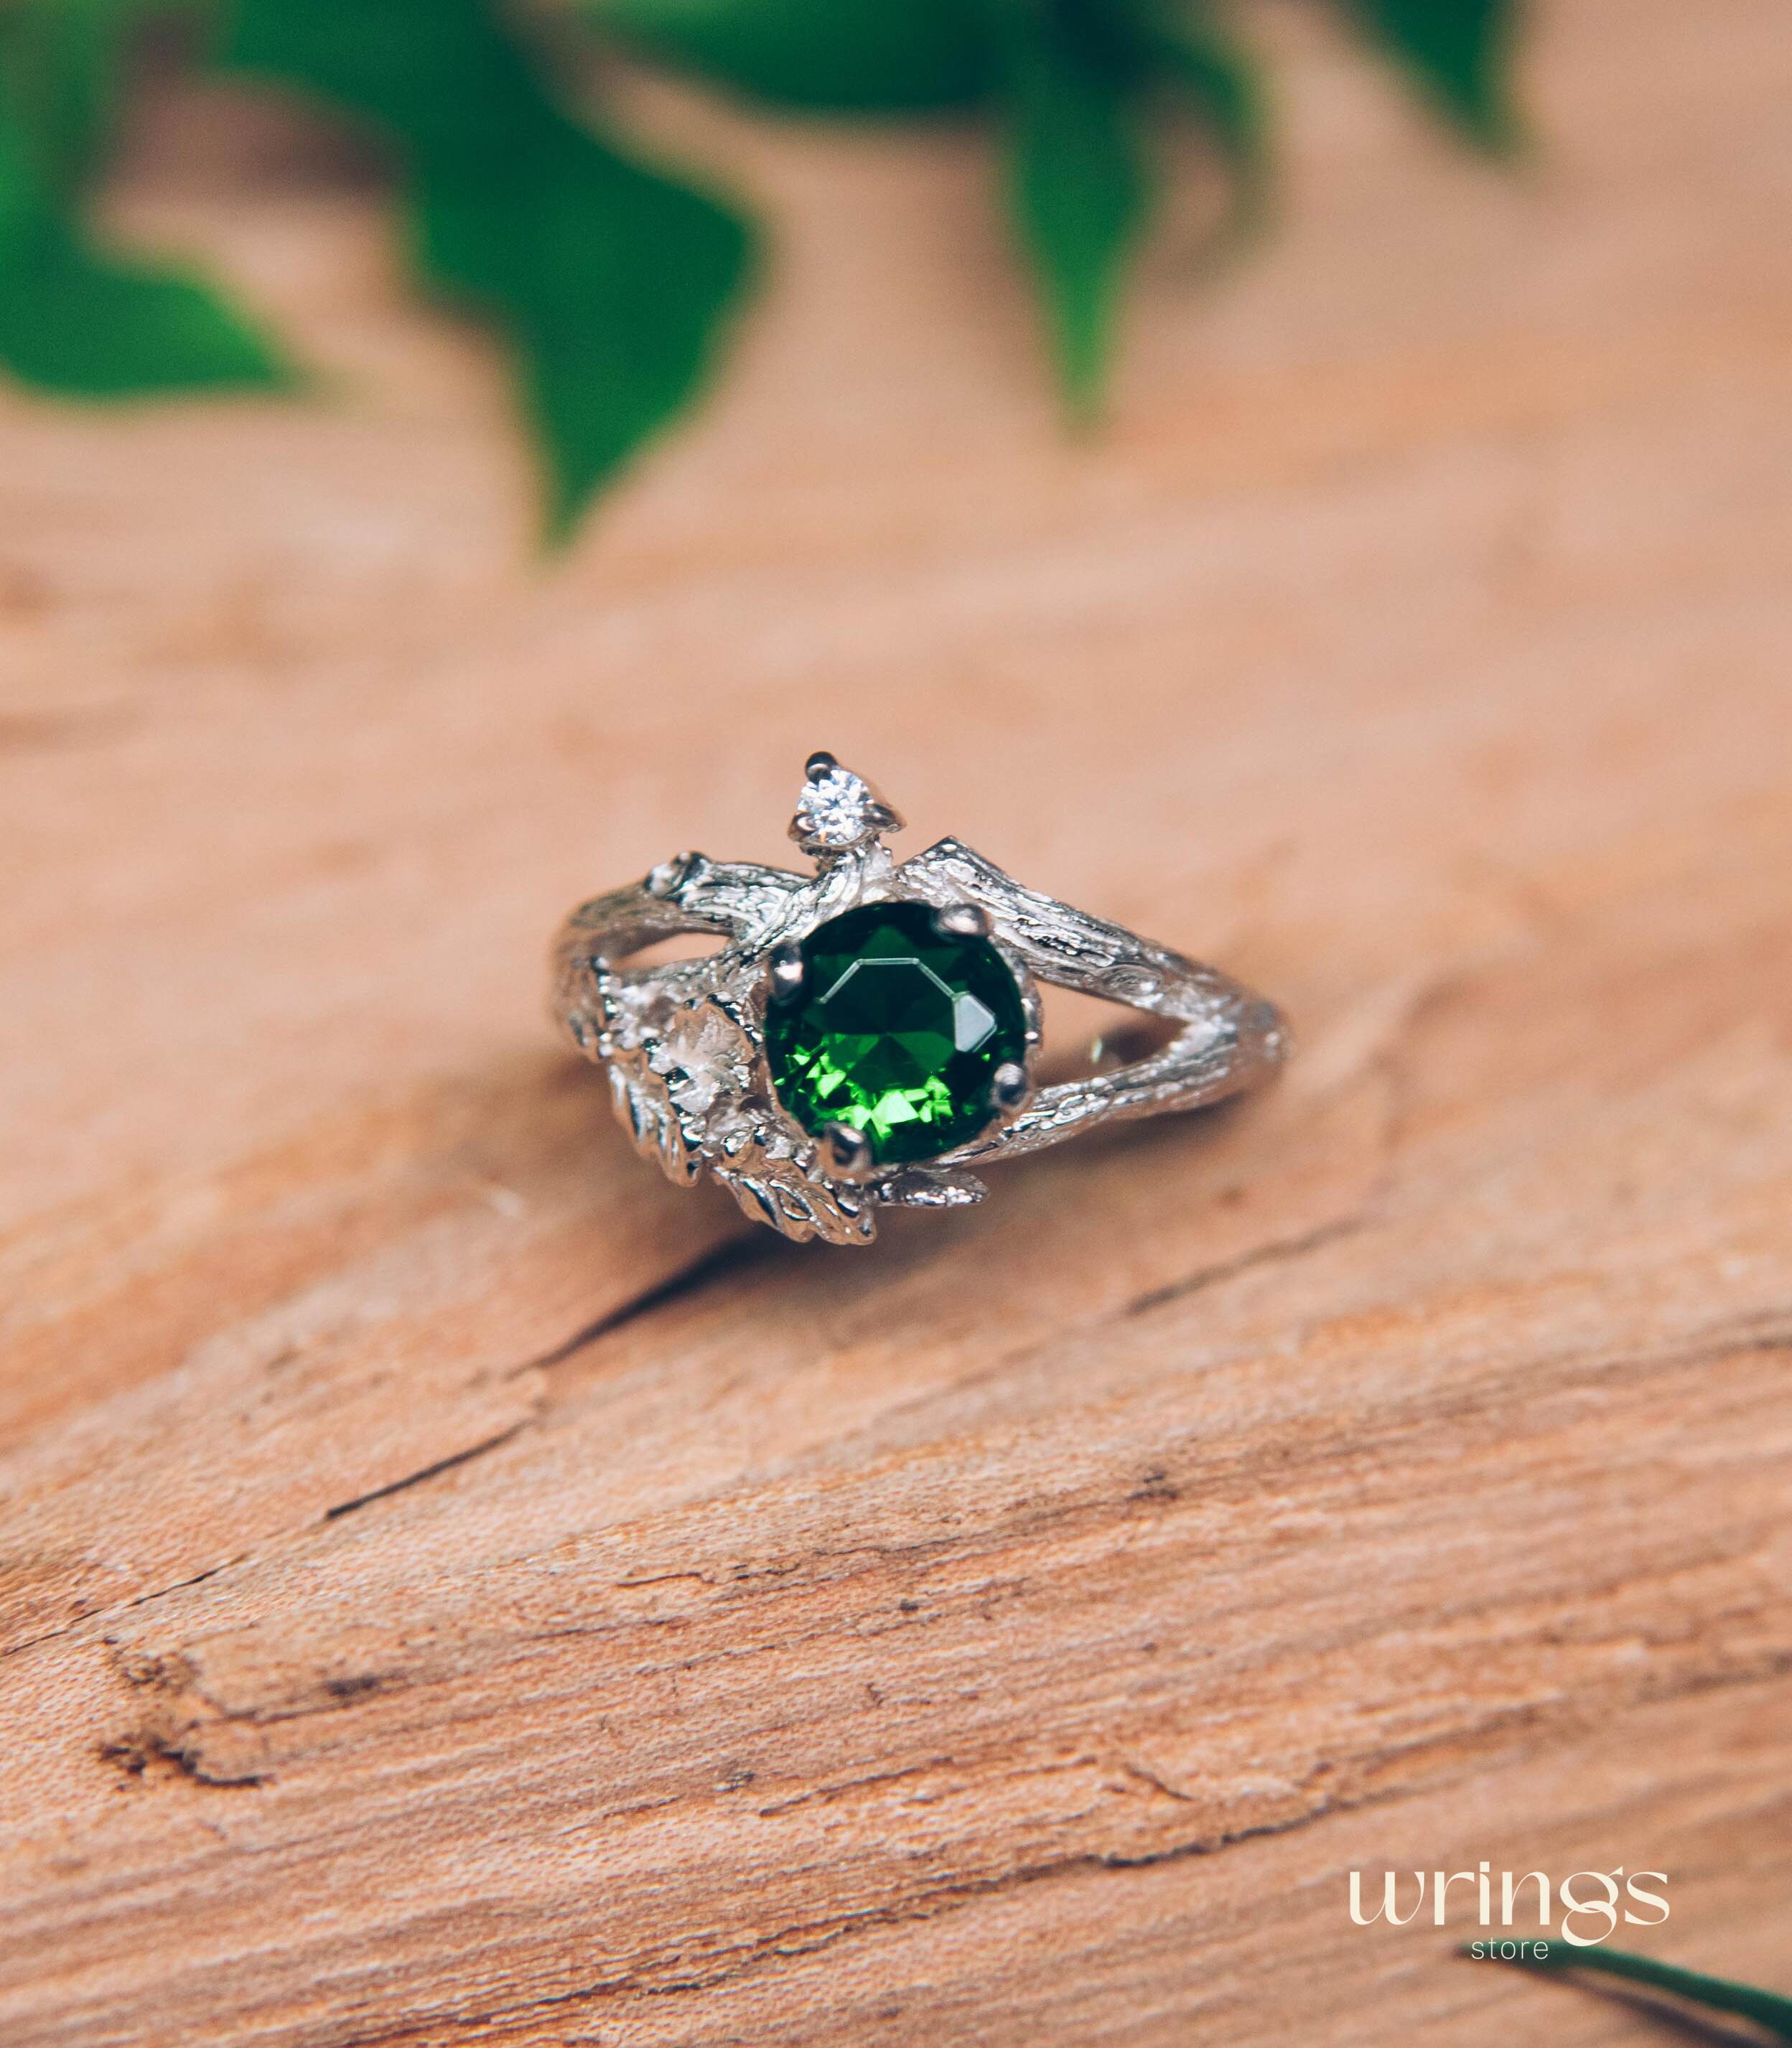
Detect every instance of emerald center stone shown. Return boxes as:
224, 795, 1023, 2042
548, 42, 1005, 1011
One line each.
764, 899, 1027, 1166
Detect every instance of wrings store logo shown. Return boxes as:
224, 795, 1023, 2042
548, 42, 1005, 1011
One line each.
1350, 1864, 1670, 1950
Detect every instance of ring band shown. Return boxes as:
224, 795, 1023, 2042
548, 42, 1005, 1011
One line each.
551, 754, 1290, 1245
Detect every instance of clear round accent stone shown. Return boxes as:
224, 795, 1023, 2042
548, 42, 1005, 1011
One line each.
793, 767, 878, 848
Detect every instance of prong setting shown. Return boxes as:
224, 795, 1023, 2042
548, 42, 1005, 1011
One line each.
767, 940, 806, 1002
991, 1061, 1030, 1112
645, 850, 698, 900
804, 751, 838, 781
933, 901, 991, 939
821, 1121, 874, 1181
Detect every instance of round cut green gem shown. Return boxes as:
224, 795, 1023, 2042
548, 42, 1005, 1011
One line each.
764, 899, 1027, 1166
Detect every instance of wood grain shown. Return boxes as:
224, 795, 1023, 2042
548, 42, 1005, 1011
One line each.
4, 2, 1791, 2042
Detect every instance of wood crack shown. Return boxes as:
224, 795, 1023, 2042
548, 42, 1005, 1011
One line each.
0, 1235, 770, 1664
0, 1556, 243, 1665
323, 1422, 531, 1522
1123, 1207, 1373, 1320
509, 1233, 768, 1379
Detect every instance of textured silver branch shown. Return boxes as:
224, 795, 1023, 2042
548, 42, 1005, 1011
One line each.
551, 765, 1289, 1245
895, 839, 1289, 1166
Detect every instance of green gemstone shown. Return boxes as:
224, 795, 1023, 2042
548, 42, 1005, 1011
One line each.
764, 899, 1027, 1166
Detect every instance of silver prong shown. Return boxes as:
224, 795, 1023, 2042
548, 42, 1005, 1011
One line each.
991, 1061, 1030, 1111
645, 851, 698, 900
767, 941, 806, 1001
804, 751, 838, 782
821, 1122, 873, 1181
933, 901, 991, 939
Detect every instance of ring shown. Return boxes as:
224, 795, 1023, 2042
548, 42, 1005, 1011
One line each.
552, 754, 1291, 1245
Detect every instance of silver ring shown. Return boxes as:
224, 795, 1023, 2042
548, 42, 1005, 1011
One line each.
551, 754, 1291, 1246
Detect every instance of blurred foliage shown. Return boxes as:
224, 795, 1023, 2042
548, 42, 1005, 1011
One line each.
0, 0, 1522, 541
1348, 0, 1519, 146
0, 1, 291, 394
224, 0, 755, 542
1478, 1942, 1792, 2043
597, 0, 999, 111
995, 0, 1154, 419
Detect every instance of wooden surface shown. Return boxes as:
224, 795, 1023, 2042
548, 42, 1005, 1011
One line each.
4, 2, 1792, 2042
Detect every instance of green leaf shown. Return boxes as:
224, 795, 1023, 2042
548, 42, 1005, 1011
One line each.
416, 128, 755, 543
993, 0, 1153, 420
1345, 0, 1522, 149
0, 212, 292, 394
1, 0, 131, 195
1473, 1944, 1792, 2042
223, 0, 756, 542
0, 2, 292, 399
589, 0, 997, 113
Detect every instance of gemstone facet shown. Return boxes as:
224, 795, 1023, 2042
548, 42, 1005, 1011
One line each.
764, 900, 1027, 1166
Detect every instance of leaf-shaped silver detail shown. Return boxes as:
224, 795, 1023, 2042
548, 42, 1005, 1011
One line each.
877, 1167, 989, 1209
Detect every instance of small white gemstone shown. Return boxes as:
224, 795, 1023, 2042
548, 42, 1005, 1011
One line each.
649, 1006, 748, 1117
793, 766, 877, 848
